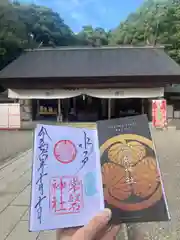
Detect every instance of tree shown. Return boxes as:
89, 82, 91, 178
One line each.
0, 2, 79, 69
77, 25, 109, 46
109, 0, 180, 63
0, 0, 9, 5
1, 0, 180, 71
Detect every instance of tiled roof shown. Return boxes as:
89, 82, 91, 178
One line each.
0, 46, 180, 79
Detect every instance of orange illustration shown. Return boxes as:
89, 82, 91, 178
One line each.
108, 141, 146, 166
101, 134, 162, 212
102, 163, 132, 201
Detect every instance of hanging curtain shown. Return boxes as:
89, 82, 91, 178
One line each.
85, 88, 164, 99
8, 87, 164, 99
8, 89, 82, 99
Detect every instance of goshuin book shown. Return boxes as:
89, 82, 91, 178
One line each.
97, 114, 170, 224
29, 124, 104, 231
29, 115, 170, 231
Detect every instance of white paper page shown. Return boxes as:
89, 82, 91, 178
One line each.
29, 124, 104, 231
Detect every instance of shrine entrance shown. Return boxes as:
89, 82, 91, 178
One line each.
62, 97, 149, 122
62, 95, 104, 122
9, 88, 163, 122
113, 98, 145, 118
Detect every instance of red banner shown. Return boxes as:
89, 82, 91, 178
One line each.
152, 99, 167, 128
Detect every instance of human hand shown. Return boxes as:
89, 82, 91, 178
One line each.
56, 208, 121, 240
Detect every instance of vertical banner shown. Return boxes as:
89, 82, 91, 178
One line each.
152, 99, 167, 129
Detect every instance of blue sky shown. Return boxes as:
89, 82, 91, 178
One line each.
18, 0, 145, 32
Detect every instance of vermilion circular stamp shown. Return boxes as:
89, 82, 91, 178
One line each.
53, 140, 77, 164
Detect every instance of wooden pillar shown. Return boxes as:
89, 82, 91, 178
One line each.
57, 99, 62, 122
141, 99, 144, 114
73, 97, 76, 112
111, 99, 115, 116
101, 99, 106, 118
108, 98, 111, 119
36, 100, 40, 118
148, 99, 152, 121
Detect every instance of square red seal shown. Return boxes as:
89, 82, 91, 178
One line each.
50, 176, 83, 215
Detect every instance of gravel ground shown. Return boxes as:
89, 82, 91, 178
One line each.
0, 130, 33, 165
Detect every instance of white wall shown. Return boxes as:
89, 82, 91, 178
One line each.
0, 103, 21, 129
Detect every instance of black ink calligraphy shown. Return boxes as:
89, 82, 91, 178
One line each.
78, 131, 93, 170
38, 126, 52, 141
35, 126, 51, 224
34, 196, 46, 224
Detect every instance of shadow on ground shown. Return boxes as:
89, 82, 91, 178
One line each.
0, 131, 33, 165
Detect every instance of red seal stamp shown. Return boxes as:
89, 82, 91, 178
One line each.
50, 176, 83, 215
53, 140, 77, 164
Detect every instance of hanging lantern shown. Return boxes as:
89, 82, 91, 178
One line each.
82, 95, 85, 101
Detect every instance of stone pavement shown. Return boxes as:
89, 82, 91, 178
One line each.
127, 129, 180, 240
0, 150, 56, 240
0, 148, 127, 240
0, 130, 32, 165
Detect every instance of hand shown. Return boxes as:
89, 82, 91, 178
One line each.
56, 208, 121, 240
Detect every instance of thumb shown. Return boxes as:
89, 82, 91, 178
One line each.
73, 208, 112, 240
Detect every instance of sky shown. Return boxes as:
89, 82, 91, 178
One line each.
18, 0, 145, 32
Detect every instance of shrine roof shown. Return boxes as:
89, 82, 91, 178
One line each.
1, 46, 180, 79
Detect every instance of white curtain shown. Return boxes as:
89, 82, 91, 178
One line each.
85, 88, 164, 98
8, 88, 164, 99
8, 89, 82, 99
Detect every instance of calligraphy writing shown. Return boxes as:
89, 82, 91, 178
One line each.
35, 126, 51, 224
123, 156, 136, 185
78, 131, 93, 170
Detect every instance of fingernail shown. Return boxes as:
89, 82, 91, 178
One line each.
100, 208, 112, 221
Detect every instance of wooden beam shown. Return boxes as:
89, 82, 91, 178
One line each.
1, 75, 180, 89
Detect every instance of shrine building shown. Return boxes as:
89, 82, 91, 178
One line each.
0, 46, 180, 124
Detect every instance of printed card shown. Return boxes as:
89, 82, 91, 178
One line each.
97, 115, 170, 223
29, 124, 104, 231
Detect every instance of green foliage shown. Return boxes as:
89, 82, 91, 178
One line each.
109, 0, 180, 63
1, 0, 180, 71
77, 25, 109, 46
0, 2, 78, 69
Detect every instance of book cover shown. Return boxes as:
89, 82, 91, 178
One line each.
97, 114, 170, 223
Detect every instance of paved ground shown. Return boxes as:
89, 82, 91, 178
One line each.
127, 129, 180, 240
1, 128, 180, 240
0, 131, 33, 165
0, 150, 56, 240
0, 149, 127, 240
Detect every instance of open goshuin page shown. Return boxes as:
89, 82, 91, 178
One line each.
29, 124, 104, 232
97, 114, 170, 223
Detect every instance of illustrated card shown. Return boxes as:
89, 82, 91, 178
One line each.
97, 114, 170, 223
29, 124, 104, 231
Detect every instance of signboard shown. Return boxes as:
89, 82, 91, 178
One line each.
152, 99, 167, 129
0, 103, 21, 129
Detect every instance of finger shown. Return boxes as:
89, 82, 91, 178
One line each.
56, 227, 79, 240
96, 224, 121, 240
73, 208, 112, 240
